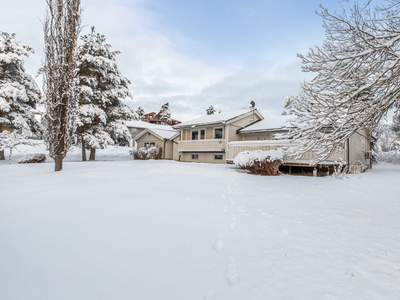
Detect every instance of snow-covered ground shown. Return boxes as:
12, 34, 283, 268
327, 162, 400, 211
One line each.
1, 146, 400, 299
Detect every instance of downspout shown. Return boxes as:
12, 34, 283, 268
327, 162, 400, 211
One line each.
163, 139, 166, 159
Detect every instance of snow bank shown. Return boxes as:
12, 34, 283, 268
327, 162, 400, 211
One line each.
1, 161, 400, 299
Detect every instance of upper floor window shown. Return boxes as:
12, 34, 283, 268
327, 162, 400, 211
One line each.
192, 131, 198, 140
191, 129, 205, 140
214, 128, 223, 139
361, 137, 365, 151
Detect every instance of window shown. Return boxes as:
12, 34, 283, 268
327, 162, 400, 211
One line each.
192, 131, 198, 140
192, 154, 199, 159
144, 142, 150, 147
214, 128, 223, 139
200, 130, 205, 139
214, 154, 223, 160
361, 137, 365, 151
191, 129, 205, 140
150, 142, 155, 147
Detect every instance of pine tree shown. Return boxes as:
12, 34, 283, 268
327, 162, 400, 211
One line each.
206, 105, 216, 115
76, 27, 135, 161
135, 106, 145, 120
156, 102, 171, 125
0, 31, 41, 160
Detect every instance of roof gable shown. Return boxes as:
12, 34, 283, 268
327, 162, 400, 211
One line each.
238, 115, 297, 133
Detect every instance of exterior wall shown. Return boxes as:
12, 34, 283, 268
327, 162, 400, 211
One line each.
163, 140, 174, 160
177, 112, 262, 164
240, 132, 271, 141
129, 127, 145, 147
180, 152, 225, 164
136, 132, 165, 156
227, 114, 262, 144
348, 128, 371, 171
172, 136, 180, 161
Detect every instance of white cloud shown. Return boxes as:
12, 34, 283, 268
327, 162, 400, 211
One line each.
0, 0, 312, 122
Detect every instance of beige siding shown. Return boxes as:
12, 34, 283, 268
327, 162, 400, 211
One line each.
181, 152, 225, 164
241, 132, 271, 141
172, 136, 180, 161
348, 128, 370, 171
228, 114, 262, 143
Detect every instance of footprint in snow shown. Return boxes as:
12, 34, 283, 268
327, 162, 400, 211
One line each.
229, 214, 237, 231
225, 257, 240, 286
221, 205, 228, 214
203, 290, 216, 300
229, 198, 236, 206
212, 234, 224, 253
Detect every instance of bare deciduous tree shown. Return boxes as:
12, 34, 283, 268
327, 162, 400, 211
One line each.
42, 0, 81, 171
279, 1, 400, 161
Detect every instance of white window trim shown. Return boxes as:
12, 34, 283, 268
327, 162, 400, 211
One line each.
191, 127, 206, 140
361, 136, 365, 151
191, 154, 199, 160
213, 126, 224, 139
214, 154, 224, 160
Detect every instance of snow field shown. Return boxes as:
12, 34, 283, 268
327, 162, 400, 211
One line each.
1, 158, 400, 299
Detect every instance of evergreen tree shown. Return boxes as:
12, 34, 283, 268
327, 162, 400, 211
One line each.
76, 27, 135, 161
206, 105, 216, 115
135, 106, 145, 120
156, 102, 171, 125
0, 31, 41, 160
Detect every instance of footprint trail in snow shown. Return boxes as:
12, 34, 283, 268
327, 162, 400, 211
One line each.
212, 234, 224, 253
229, 214, 237, 231
225, 256, 240, 286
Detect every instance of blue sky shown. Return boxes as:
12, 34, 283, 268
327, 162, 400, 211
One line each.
0, 0, 380, 121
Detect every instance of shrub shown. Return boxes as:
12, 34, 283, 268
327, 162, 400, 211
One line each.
18, 153, 46, 164
131, 146, 162, 160
233, 149, 284, 175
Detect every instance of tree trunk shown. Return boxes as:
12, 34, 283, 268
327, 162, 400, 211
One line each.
0, 150, 4, 160
54, 155, 63, 172
89, 148, 96, 161
82, 139, 87, 161
8, 148, 12, 164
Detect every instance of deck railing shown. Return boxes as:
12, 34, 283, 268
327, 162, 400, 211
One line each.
227, 140, 345, 164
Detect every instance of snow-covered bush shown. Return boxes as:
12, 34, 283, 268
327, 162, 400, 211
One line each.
233, 149, 284, 175
18, 153, 46, 164
0, 131, 38, 164
376, 150, 400, 164
332, 158, 348, 179
132, 146, 162, 160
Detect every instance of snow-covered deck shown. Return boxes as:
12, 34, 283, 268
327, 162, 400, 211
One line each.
227, 140, 345, 165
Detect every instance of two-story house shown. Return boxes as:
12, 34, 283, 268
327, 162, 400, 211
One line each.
173, 109, 263, 163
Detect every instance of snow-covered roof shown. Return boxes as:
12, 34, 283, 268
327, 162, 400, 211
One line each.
174, 108, 261, 128
125, 120, 176, 131
133, 127, 179, 141
150, 129, 179, 139
238, 115, 297, 133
